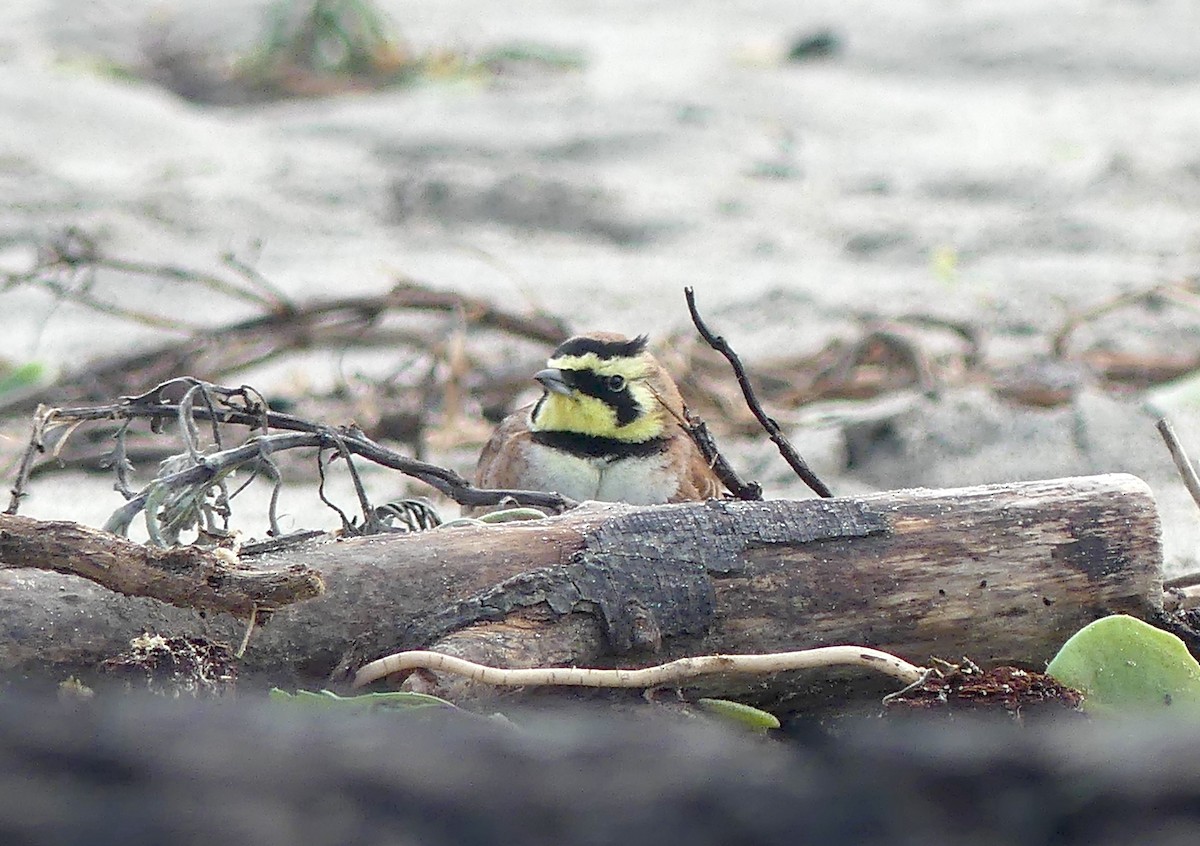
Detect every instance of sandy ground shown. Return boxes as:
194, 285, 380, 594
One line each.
2, 0, 1200, 571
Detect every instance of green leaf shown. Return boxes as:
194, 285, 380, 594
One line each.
695, 698, 780, 732
269, 688, 454, 712
1046, 614, 1200, 716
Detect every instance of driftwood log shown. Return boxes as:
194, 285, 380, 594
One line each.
0, 474, 1163, 706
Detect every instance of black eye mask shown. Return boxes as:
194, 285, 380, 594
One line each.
560, 369, 641, 426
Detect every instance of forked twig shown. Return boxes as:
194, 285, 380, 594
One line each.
684, 287, 833, 498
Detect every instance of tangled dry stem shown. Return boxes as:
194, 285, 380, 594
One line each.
6, 378, 575, 544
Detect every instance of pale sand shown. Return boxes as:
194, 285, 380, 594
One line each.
2, 0, 1199, 569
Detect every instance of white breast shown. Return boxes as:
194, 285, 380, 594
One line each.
519, 443, 678, 504
595, 452, 679, 504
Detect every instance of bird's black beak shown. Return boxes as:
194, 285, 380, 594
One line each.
534, 368, 574, 396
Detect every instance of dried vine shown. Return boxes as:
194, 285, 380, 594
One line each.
6, 378, 574, 544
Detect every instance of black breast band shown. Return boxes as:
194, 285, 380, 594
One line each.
532, 431, 671, 459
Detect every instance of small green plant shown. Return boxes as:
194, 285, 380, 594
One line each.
236, 0, 417, 93
695, 698, 780, 733
1046, 614, 1200, 717
233, 0, 583, 98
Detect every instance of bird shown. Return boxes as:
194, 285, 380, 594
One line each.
471, 332, 723, 512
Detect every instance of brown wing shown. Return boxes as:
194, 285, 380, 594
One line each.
469, 405, 537, 514
667, 424, 725, 502
641, 352, 723, 502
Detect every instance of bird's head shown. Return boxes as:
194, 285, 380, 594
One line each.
529, 333, 677, 443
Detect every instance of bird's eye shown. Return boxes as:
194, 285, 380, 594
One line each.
606, 374, 626, 392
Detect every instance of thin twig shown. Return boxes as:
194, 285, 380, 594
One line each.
647, 381, 761, 500
1053, 279, 1200, 357
1157, 417, 1200, 515
220, 251, 295, 313
880, 667, 938, 704
5, 405, 53, 514
235, 604, 258, 658
352, 645, 926, 689
684, 287, 833, 498
263, 457, 285, 536
329, 426, 381, 531
684, 410, 763, 500
315, 445, 355, 534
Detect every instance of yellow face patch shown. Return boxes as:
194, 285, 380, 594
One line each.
531, 354, 665, 443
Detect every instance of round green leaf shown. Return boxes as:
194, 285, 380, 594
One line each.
1046, 614, 1200, 716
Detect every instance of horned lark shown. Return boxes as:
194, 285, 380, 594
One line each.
471, 332, 723, 511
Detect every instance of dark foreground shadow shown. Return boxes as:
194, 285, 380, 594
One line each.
0, 692, 1190, 846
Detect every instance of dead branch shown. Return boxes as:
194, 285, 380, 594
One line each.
0, 512, 322, 617
684, 287, 833, 497
0, 253, 568, 419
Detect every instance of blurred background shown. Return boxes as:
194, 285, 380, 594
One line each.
2, 0, 1200, 572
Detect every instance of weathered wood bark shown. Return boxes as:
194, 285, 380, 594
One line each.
0, 514, 323, 617
0, 474, 1163, 706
